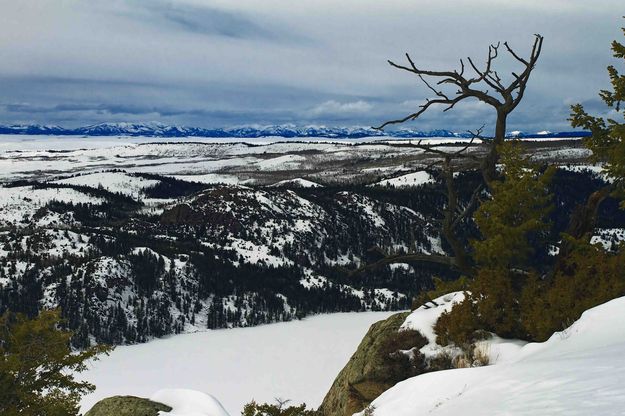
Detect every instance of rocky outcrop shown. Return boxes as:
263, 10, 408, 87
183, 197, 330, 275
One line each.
319, 312, 427, 416
84, 396, 172, 416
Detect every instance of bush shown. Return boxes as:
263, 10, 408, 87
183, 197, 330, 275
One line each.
242, 400, 320, 416
436, 238, 625, 345
433, 298, 480, 347
378, 329, 428, 380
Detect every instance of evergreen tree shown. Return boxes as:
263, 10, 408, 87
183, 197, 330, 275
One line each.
436, 143, 554, 341
0, 309, 111, 415
472, 142, 554, 271
570, 21, 625, 199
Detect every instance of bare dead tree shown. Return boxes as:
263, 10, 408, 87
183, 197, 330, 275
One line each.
352, 35, 544, 278
377, 34, 543, 185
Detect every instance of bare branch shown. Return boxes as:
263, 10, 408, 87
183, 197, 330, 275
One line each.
375, 94, 466, 130
504, 41, 530, 65
452, 183, 484, 229
348, 252, 459, 277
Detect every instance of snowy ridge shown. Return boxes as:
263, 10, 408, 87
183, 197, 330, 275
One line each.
358, 295, 625, 416
54, 172, 160, 198
269, 178, 323, 188
0, 178, 434, 346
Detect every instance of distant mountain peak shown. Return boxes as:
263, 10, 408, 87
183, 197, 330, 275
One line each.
0, 122, 590, 139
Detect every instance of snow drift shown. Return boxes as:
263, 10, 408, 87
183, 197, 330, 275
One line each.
357, 295, 625, 415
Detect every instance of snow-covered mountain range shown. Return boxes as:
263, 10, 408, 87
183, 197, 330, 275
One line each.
0, 122, 591, 139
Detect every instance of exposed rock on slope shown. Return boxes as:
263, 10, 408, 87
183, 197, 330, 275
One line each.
319, 312, 427, 416
84, 396, 171, 416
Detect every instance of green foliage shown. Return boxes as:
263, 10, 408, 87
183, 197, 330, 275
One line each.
452, 142, 554, 340
472, 142, 554, 270
521, 237, 625, 341
0, 309, 112, 416
437, 136, 625, 344
242, 400, 320, 416
570, 22, 625, 202
434, 297, 479, 347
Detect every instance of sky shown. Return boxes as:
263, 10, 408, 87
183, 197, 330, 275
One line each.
0, 0, 622, 134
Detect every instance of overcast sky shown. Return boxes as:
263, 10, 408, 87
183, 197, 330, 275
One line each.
0, 0, 622, 133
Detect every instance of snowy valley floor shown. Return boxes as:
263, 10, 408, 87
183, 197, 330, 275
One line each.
79, 311, 396, 415
81, 296, 625, 416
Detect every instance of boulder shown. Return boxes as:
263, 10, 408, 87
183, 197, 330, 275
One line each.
84, 395, 172, 416
319, 312, 427, 416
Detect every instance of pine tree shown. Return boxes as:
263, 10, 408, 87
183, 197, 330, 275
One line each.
570, 21, 625, 199
0, 309, 112, 415
468, 142, 554, 337
472, 142, 554, 271
435, 142, 555, 342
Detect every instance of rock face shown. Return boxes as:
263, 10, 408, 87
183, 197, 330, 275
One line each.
319, 312, 427, 416
84, 396, 172, 416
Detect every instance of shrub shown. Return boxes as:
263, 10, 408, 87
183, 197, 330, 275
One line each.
242, 400, 320, 416
433, 298, 480, 347
426, 351, 455, 371
378, 328, 427, 356
378, 329, 428, 380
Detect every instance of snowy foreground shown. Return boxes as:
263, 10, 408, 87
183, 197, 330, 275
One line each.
359, 295, 625, 416
79, 311, 396, 415
81, 296, 625, 415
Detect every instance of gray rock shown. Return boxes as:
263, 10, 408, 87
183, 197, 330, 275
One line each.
84, 396, 172, 416
319, 312, 427, 416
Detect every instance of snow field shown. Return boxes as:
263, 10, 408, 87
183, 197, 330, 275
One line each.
79, 311, 397, 415
54, 171, 159, 198
373, 171, 435, 188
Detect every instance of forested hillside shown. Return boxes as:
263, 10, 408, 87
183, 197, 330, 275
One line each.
0, 168, 622, 348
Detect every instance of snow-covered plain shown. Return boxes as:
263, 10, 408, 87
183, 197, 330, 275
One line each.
79, 311, 396, 415
0, 134, 586, 185
359, 296, 625, 416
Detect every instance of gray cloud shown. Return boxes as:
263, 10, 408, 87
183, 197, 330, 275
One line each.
0, 0, 622, 131
118, 1, 299, 42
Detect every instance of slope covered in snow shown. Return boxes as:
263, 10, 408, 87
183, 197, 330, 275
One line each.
359, 296, 625, 416
270, 178, 323, 188
54, 171, 159, 198
374, 171, 435, 188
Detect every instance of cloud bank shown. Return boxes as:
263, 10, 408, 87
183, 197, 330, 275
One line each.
0, 0, 621, 133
